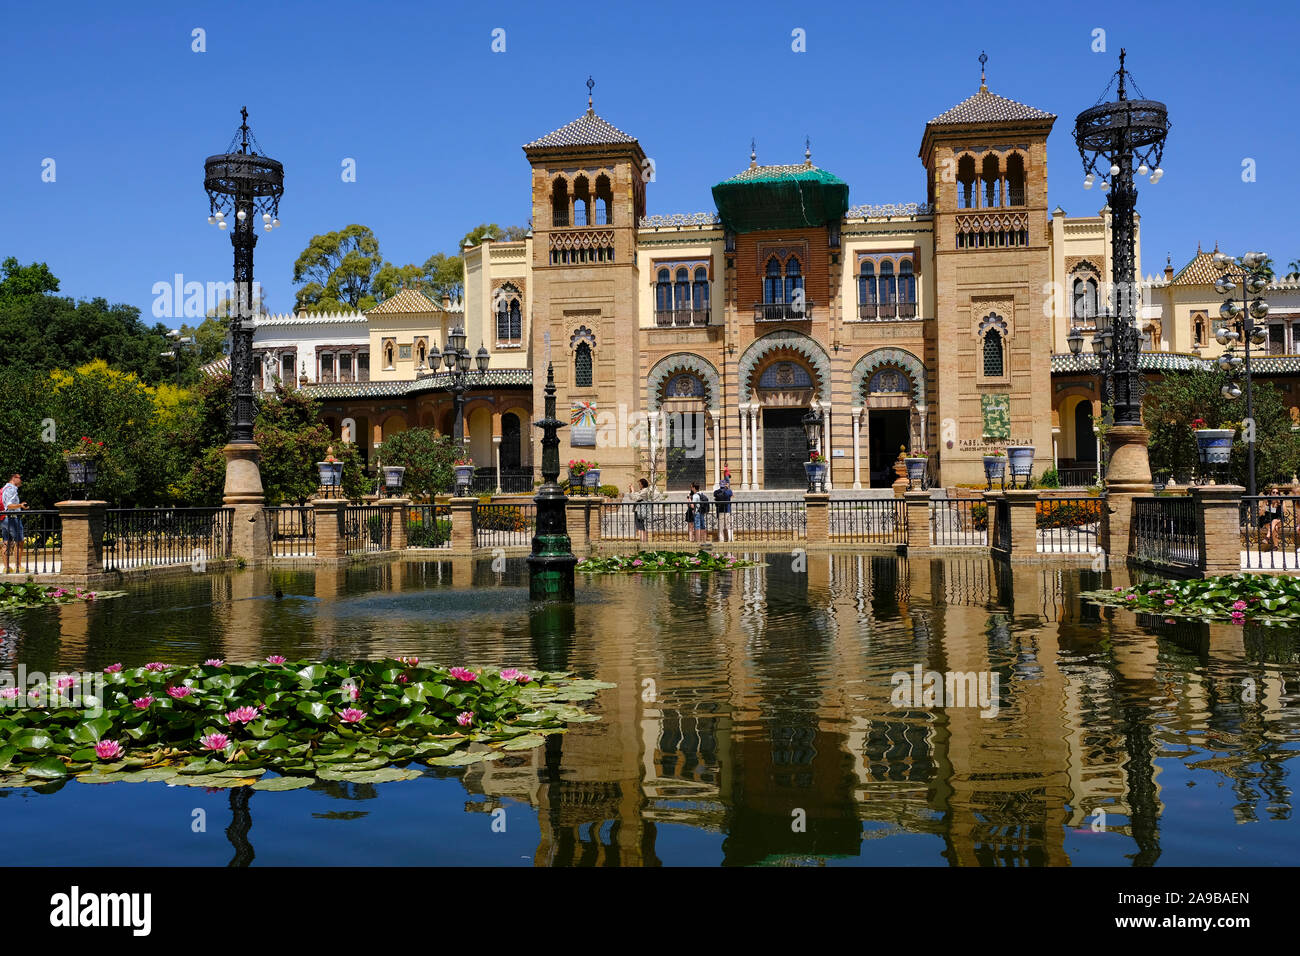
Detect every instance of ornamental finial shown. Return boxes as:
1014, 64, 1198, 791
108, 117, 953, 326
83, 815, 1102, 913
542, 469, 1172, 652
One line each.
239, 106, 250, 152
750, 138, 757, 168
804, 135, 811, 165
979, 51, 988, 91
586, 76, 594, 112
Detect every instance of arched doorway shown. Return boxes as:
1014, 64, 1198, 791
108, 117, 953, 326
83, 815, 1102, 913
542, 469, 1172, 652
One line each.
646, 354, 720, 491
755, 359, 816, 489
1074, 401, 1096, 464
501, 413, 521, 470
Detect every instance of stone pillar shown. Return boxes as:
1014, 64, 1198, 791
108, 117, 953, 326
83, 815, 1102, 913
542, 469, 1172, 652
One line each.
1190, 485, 1244, 577
711, 412, 721, 489
904, 489, 931, 554
449, 496, 477, 553
851, 406, 863, 489
312, 499, 348, 559
1100, 424, 1153, 563
821, 403, 833, 491
55, 500, 106, 577
588, 498, 603, 542
750, 403, 762, 490
804, 492, 830, 549
565, 498, 590, 550
222, 443, 269, 565
493, 435, 502, 494
387, 498, 410, 550
739, 404, 750, 491
1004, 489, 1039, 557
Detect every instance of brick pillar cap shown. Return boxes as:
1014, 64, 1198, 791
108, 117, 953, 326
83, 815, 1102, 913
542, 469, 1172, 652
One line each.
1003, 489, 1040, 501
903, 489, 931, 500
55, 500, 108, 509
1189, 485, 1245, 500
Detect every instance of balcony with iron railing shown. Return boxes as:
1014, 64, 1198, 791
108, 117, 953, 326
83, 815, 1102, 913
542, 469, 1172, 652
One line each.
654, 309, 711, 328
856, 301, 918, 320
754, 301, 816, 322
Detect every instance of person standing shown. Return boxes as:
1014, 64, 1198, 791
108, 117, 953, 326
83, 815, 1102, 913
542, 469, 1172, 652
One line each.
713, 476, 734, 543
1, 474, 28, 574
625, 477, 658, 543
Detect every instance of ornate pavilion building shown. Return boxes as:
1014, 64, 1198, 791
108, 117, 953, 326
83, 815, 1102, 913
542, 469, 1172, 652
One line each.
251, 67, 1300, 492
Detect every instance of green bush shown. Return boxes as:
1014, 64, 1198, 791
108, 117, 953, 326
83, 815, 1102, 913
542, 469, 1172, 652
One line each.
407, 517, 450, 547
1037, 467, 1060, 488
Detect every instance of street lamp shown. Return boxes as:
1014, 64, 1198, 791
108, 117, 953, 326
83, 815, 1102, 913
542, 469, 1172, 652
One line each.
204, 107, 283, 503
160, 330, 196, 386
802, 407, 824, 492
440, 326, 489, 452
1073, 50, 1170, 487
1212, 250, 1271, 497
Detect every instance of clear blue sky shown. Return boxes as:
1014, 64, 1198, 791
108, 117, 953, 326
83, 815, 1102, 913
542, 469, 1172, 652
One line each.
3, 0, 1297, 318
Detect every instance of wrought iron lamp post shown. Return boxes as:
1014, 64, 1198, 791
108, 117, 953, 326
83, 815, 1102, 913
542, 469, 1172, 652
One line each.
204, 108, 283, 529
1072, 50, 1170, 488
1211, 250, 1271, 497
527, 363, 576, 602
802, 407, 825, 492
428, 326, 489, 452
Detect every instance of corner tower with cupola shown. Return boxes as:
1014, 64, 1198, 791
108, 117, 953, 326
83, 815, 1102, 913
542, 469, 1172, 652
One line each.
921, 55, 1056, 483
523, 79, 647, 478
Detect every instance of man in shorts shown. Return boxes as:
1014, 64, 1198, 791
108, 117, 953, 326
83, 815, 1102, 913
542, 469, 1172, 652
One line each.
1, 474, 28, 574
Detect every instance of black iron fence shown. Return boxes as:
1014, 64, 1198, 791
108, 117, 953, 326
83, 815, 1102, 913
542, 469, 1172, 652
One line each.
1132, 497, 1200, 569
468, 468, 535, 494
730, 499, 806, 541
1057, 466, 1100, 488
341, 505, 391, 554
601, 501, 692, 542
267, 506, 315, 557
1241, 495, 1300, 571
930, 498, 987, 547
828, 498, 905, 544
599, 498, 806, 542
473, 502, 536, 548
1, 509, 61, 574
1035, 496, 1102, 554
406, 504, 451, 549
103, 507, 233, 571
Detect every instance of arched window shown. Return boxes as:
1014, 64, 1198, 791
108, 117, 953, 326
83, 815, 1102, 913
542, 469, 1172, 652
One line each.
496, 286, 522, 342
595, 174, 613, 226
764, 257, 783, 303
879, 261, 896, 306
551, 178, 569, 227
983, 328, 1004, 376
509, 299, 521, 340
858, 260, 877, 309
957, 155, 976, 209
674, 267, 691, 312
1005, 153, 1026, 206
655, 267, 672, 322
573, 175, 590, 227
1071, 278, 1086, 321
383, 343, 394, 369
692, 266, 709, 318
416, 340, 427, 366
982, 155, 1001, 207
899, 260, 915, 302
784, 257, 803, 305
574, 341, 593, 388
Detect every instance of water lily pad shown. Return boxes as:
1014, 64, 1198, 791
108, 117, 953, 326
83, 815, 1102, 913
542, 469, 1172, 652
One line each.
316, 766, 421, 784
251, 775, 315, 792
499, 734, 547, 751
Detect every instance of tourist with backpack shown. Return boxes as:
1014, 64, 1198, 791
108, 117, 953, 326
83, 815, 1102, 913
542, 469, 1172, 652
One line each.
686, 482, 709, 543
713, 476, 733, 543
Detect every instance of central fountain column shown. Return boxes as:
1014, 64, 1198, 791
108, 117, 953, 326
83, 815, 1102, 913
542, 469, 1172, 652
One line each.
528, 362, 577, 601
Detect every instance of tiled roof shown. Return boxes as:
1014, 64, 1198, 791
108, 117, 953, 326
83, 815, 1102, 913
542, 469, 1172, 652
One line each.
928, 87, 1055, 126
1170, 250, 1245, 286
367, 288, 441, 315
524, 110, 638, 149
300, 368, 533, 400
719, 163, 845, 185
200, 356, 230, 378
1053, 351, 1300, 375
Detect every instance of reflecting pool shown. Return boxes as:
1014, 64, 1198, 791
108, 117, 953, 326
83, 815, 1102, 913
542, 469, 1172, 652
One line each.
1, 555, 1297, 866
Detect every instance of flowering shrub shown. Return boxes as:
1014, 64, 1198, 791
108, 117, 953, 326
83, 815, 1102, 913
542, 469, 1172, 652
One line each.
567, 459, 598, 476
0, 658, 611, 788
1035, 499, 1103, 529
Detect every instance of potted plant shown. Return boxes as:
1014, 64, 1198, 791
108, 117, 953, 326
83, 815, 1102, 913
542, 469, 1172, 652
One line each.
583, 460, 601, 490
453, 457, 475, 496
1192, 418, 1236, 467
804, 451, 829, 492
316, 447, 344, 495
982, 449, 1007, 488
903, 450, 928, 486
1007, 444, 1036, 484
567, 459, 589, 486
381, 464, 405, 496
63, 436, 105, 496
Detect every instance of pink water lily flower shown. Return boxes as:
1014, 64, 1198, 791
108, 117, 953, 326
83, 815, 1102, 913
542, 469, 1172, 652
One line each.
265, 655, 287, 664
167, 686, 193, 699
339, 708, 366, 723
1232, 600, 1248, 611
632, 559, 643, 567
103, 663, 123, 673
399, 656, 420, 667
499, 668, 524, 682
144, 662, 168, 672
95, 740, 123, 760
1125, 594, 1137, 601
456, 711, 474, 726
0, 688, 20, 700
200, 733, 230, 752
1164, 599, 1176, 606
56, 676, 76, 690
204, 659, 224, 667
448, 667, 478, 682
132, 696, 154, 709
348, 684, 361, 701
226, 706, 259, 725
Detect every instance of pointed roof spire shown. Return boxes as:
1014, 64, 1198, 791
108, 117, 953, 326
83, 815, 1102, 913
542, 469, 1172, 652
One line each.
586, 76, 595, 114
804, 135, 811, 165
979, 51, 988, 92
750, 138, 757, 169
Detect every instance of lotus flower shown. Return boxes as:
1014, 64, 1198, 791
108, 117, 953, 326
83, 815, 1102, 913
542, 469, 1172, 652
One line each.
456, 711, 473, 726
265, 655, 287, 664
167, 686, 193, 699
95, 740, 123, 760
104, 663, 123, 673
226, 706, 259, 725
204, 659, 224, 667
144, 662, 168, 672
132, 696, 153, 709
339, 708, 366, 723
0, 688, 20, 700
448, 666, 478, 682
1232, 600, 1248, 611
200, 732, 230, 752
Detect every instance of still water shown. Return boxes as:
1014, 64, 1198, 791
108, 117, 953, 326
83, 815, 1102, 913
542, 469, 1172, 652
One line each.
1, 555, 1296, 866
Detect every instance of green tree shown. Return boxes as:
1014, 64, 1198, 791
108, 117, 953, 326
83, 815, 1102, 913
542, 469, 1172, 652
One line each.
0, 366, 62, 508
1146, 371, 1300, 486
253, 385, 368, 504
376, 428, 459, 499
0, 256, 59, 298
292, 225, 384, 313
